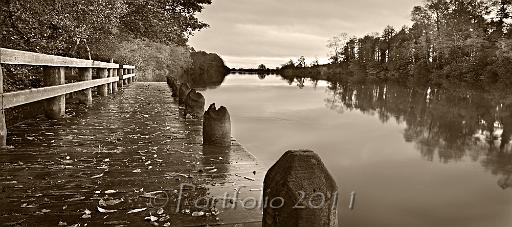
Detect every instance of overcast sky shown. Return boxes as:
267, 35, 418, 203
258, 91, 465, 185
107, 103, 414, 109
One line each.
188, 0, 423, 69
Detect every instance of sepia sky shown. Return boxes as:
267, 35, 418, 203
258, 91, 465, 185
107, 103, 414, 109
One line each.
188, 0, 423, 69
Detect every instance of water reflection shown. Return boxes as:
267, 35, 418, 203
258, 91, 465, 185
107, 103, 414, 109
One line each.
324, 81, 512, 190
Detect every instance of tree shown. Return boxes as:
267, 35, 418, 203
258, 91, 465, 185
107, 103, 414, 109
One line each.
327, 33, 348, 63
120, 0, 211, 46
1, 0, 212, 59
297, 56, 306, 67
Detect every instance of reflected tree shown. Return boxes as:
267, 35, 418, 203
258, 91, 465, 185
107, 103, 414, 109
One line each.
323, 80, 512, 188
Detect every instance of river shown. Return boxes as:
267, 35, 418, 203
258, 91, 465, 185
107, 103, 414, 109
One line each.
203, 73, 512, 227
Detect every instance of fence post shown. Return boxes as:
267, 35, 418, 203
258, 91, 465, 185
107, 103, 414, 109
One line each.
97, 68, 108, 96
77, 68, 93, 106
263, 150, 338, 227
128, 69, 133, 84
112, 68, 118, 93
44, 67, 66, 119
118, 67, 123, 89
107, 68, 113, 94
0, 66, 6, 147
123, 69, 128, 86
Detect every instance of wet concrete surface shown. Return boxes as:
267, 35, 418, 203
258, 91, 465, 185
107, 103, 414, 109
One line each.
0, 82, 264, 227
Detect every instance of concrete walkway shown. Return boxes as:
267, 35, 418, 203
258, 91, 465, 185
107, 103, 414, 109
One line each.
0, 82, 264, 227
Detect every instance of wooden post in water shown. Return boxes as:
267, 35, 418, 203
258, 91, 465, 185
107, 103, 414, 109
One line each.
129, 69, 133, 84
112, 68, 118, 93
185, 89, 205, 117
118, 67, 124, 89
97, 68, 108, 96
77, 68, 93, 106
123, 69, 128, 86
203, 103, 231, 146
0, 66, 7, 146
263, 150, 338, 227
44, 67, 66, 119
107, 68, 113, 94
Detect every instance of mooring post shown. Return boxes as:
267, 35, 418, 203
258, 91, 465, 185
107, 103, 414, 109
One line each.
107, 68, 113, 94
178, 83, 191, 104
77, 68, 93, 106
203, 103, 231, 146
112, 68, 118, 93
185, 89, 205, 117
263, 150, 338, 227
118, 67, 124, 89
97, 68, 108, 96
0, 65, 7, 147
44, 67, 66, 119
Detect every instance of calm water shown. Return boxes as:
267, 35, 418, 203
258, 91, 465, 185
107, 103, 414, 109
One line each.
203, 73, 512, 227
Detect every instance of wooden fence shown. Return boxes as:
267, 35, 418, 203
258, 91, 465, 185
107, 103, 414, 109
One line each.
0, 48, 137, 146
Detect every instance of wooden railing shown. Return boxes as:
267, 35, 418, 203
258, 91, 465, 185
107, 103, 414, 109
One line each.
0, 48, 137, 146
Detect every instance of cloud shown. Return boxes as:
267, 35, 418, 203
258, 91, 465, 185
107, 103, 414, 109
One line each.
189, 0, 423, 68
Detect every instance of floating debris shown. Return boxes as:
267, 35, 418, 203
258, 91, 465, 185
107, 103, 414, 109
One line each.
97, 206, 117, 213
192, 211, 205, 217
244, 176, 256, 181
91, 173, 104, 179
66, 196, 86, 202
156, 208, 164, 215
104, 190, 117, 194
127, 208, 147, 214
145, 215, 158, 222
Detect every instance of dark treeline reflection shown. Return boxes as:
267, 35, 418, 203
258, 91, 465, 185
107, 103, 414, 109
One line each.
323, 80, 512, 189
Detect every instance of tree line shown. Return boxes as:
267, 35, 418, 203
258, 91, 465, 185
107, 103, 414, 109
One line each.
280, 0, 512, 85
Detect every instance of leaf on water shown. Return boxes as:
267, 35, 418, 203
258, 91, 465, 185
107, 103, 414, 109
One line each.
66, 196, 86, 202
127, 208, 147, 214
156, 208, 164, 215
91, 173, 104, 179
192, 211, 205, 217
104, 198, 124, 206
141, 191, 164, 198
97, 206, 117, 213
244, 176, 256, 181
159, 215, 170, 222
132, 169, 141, 173
98, 199, 107, 207
145, 215, 158, 222
81, 213, 91, 219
